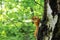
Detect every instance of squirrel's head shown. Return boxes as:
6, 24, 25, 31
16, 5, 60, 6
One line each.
32, 16, 40, 24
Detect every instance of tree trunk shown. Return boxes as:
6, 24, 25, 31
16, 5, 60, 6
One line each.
37, 0, 60, 40
52, 0, 60, 40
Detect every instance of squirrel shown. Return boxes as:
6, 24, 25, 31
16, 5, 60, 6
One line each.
32, 16, 40, 37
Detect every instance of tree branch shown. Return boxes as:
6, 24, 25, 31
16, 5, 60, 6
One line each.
34, 0, 44, 7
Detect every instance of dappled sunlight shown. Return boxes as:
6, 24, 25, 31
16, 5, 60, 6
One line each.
0, 0, 44, 40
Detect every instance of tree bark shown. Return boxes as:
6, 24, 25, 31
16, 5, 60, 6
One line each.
52, 0, 60, 40
37, 0, 60, 40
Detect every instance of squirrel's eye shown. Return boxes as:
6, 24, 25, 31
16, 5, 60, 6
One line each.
35, 18, 38, 19
32, 18, 34, 20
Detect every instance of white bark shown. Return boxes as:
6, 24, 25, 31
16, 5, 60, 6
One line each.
44, 3, 58, 40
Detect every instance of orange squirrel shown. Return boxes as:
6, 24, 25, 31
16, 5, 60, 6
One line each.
32, 16, 40, 37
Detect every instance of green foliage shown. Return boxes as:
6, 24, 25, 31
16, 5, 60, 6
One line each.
0, 0, 44, 40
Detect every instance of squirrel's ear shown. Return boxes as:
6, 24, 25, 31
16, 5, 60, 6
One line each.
32, 16, 39, 19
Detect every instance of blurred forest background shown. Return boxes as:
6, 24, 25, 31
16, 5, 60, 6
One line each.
0, 0, 44, 40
